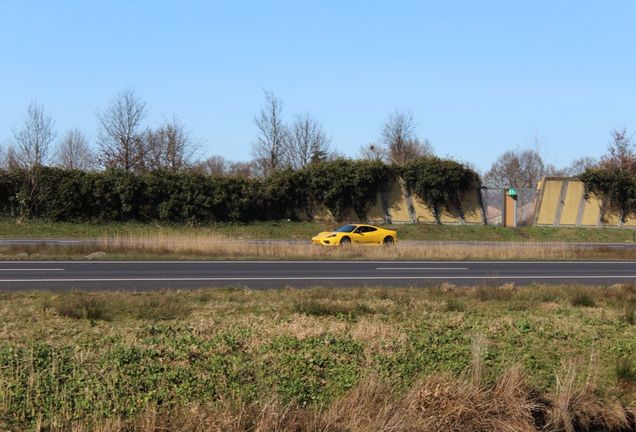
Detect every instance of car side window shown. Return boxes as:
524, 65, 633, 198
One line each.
366, 227, 377, 232
354, 226, 366, 233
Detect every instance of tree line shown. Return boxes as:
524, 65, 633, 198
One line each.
0, 159, 478, 224
1, 88, 634, 223
1, 89, 436, 177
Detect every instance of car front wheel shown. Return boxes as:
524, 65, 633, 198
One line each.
340, 236, 351, 246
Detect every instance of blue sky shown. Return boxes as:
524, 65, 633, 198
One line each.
1, 1, 635, 171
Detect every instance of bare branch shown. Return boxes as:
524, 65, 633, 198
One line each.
12, 101, 55, 169
483, 148, 545, 188
252, 90, 289, 175
194, 155, 254, 178
97, 88, 148, 172
286, 112, 331, 169
145, 116, 197, 171
380, 110, 434, 165
599, 128, 636, 172
55, 128, 95, 170
358, 143, 388, 161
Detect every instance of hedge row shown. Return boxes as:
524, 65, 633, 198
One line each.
0, 158, 480, 223
579, 168, 636, 222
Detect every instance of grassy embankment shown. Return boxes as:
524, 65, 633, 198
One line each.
1, 219, 635, 260
1, 284, 635, 431
1, 218, 634, 242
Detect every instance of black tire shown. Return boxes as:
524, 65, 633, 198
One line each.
383, 236, 395, 245
340, 236, 351, 246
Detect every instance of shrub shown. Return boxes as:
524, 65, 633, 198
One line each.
294, 299, 374, 320
615, 356, 636, 384
475, 284, 515, 302
402, 157, 481, 224
54, 293, 112, 321
445, 298, 466, 312
570, 293, 596, 308
131, 295, 192, 320
620, 301, 636, 325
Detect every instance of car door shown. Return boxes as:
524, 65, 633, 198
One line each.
352, 226, 367, 243
364, 226, 380, 243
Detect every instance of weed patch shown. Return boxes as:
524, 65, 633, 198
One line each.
444, 298, 466, 312
131, 295, 192, 320
615, 357, 636, 384
571, 293, 596, 308
53, 292, 113, 321
294, 299, 374, 320
475, 283, 516, 302
620, 301, 636, 325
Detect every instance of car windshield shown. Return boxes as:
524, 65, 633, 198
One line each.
334, 224, 357, 233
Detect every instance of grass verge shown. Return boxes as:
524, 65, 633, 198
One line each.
2, 233, 636, 260
1, 284, 635, 431
0, 218, 635, 242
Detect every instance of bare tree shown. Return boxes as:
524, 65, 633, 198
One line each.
252, 90, 288, 175
195, 155, 254, 178
97, 88, 148, 172
199, 155, 228, 176
286, 112, 331, 169
599, 128, 636, 172
12, 101, 55, 169
483, 148, 546, 188
226, 161, 254, 178
55, 128, 95, 170
562, 157, 597, 176
145, 117, 196, 171
380, 111, 434, 165
5, 146, 20, 170
358, 143, 387, 161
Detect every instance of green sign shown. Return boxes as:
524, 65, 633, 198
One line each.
508, 188, 517, 197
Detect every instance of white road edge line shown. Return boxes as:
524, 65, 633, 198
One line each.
376, 267, 469, 270
1, 275, 636, 282
0, 260, 635, 264
0, 268, 65, 271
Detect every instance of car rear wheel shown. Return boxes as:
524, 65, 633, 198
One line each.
340, 236, 351, 246
383, 236, 395, 245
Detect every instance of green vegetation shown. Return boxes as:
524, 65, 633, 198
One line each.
402, 156, 480, 223
0, 158, 483, 226
0, 217, 634, 243
1, 285, 635, 431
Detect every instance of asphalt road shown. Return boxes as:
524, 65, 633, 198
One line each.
0, 260, 635, 290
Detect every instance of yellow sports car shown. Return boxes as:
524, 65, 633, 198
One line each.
312, 224, 397, 246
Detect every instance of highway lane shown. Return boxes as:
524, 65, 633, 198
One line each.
0, 260, 635, 290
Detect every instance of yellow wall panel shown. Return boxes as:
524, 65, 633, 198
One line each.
366, 192, 385, 223
580, 195, 601, 226
387, 181, 411, 222
623, 216, 636, 227
536, 180, 563, 225
313, 179, 485, 225
463, 190, 483, 223
559, 181, 584, 225
412, 196, 438, 223
604, 209, 620, 227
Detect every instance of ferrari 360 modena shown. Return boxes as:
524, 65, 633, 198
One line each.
311, 224, 397, 246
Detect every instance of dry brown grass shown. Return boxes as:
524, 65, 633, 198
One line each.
547, 357, 634, 432
46, 370, 636, 432
94, 232, 636, 260
0, 232, 633, 260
